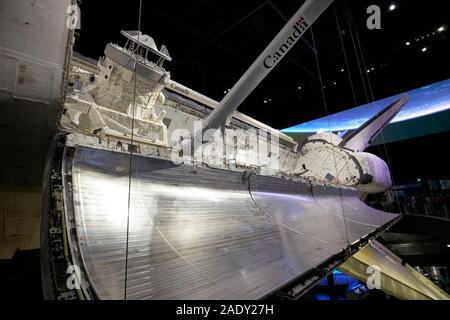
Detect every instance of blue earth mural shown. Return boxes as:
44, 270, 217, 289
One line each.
282, 78, 450, 133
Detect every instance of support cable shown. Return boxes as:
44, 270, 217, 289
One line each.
124, 0, 143, 300
333, 5, 358, 107
343, 3, 402, 214
344, 8, 369, 103
333, 6, 382, 226
310, 23, 351, 250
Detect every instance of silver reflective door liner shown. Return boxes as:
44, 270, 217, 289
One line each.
64, 147, 398, 300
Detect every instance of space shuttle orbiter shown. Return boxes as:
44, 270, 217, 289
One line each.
1, 0, 432, 301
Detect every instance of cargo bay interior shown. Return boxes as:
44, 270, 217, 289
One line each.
0, 0, 449, 300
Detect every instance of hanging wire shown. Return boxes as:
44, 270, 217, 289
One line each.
124, 0, 143, 301
344, 11, 370, 103
333, 5, 382, 226
335, 5, 382, 226
333, 5, 358, 107
310, 24, 351, 249
343, 3, 402, 214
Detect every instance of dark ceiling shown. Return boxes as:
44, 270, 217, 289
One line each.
75, 0, 449, 130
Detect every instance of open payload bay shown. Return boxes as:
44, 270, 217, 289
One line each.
62, 146, 399, 300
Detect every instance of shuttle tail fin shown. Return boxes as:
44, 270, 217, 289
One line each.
339, 95, 409, 152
